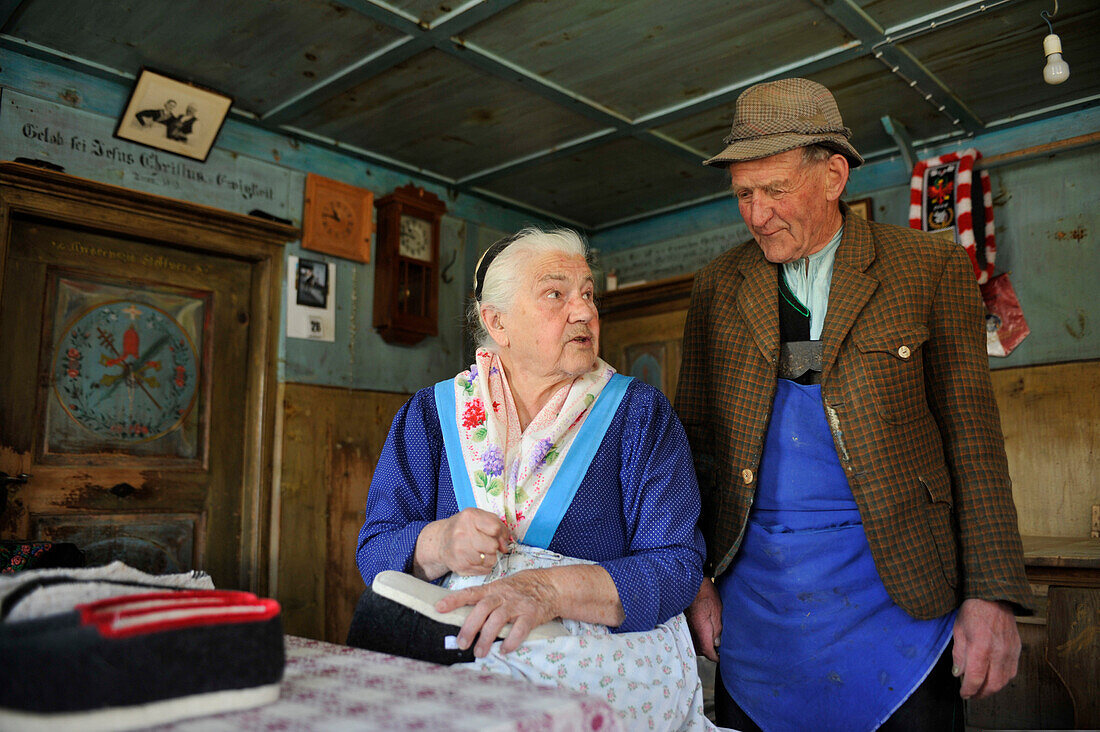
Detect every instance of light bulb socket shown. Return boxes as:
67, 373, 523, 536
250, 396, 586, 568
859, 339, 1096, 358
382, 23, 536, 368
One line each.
1043, 33, 1063, 57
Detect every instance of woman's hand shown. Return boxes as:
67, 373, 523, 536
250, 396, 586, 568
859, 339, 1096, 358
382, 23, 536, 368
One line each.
412, 507, 511, 580
436, 564, 624, 658
437, 569, 560, 657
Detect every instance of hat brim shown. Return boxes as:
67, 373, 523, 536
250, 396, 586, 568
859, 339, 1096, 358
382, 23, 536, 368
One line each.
703, 132, 863, 169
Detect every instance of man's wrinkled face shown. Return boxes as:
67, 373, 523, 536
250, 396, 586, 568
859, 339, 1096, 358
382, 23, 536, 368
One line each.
729, 149, 846, 264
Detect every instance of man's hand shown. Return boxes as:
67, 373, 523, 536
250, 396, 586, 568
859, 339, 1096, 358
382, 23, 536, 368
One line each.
952, 598, 1020, 699
686, 578, 723, 662
436, 569, 560, 657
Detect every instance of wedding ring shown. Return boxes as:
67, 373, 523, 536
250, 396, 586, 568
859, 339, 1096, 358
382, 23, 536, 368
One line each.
479, 552, 486, 561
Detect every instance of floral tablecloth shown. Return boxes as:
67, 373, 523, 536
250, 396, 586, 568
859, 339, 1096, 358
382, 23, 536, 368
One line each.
150, 635, 621, 731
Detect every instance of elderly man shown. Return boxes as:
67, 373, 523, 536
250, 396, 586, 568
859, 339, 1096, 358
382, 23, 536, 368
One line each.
675, 78, 1032, 731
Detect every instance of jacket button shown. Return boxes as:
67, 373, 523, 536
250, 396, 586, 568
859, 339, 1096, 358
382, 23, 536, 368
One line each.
741, 468, 754, 484
897, 345, 911, 359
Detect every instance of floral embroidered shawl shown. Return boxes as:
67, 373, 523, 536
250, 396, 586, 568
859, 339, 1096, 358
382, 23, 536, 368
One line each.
446, 349, 616, 541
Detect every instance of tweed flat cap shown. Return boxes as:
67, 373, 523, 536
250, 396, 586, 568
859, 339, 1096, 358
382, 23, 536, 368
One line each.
704, 78, 863, 168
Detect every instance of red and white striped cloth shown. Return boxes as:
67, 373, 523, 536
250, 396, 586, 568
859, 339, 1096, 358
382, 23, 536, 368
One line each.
908, 149, 996, 284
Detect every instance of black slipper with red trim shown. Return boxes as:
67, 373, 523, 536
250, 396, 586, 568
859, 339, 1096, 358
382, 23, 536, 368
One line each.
0, 590, 284, 731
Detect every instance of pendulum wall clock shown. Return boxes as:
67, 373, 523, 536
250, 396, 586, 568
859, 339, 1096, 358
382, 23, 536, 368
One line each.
372, 185, 446, 345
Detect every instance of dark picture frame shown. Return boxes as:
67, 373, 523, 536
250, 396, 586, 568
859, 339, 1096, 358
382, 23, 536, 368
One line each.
295, 258, 329, 309
847, 197, 874, 221
114, 68, 233, 162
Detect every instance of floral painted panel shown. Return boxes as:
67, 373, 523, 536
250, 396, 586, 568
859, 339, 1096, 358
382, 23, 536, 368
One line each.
42, 275, 209, 462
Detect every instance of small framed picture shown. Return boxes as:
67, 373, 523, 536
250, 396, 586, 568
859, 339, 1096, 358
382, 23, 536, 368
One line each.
847, 197, 873, 221
295, 258, 329, 308
114, 68, 233, 162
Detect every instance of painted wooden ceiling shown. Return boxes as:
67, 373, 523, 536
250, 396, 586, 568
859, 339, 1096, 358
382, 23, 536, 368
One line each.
3, 0, 1097, 229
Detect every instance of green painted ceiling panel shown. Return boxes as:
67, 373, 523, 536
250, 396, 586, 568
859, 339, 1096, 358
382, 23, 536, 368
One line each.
291, 48, 606, 181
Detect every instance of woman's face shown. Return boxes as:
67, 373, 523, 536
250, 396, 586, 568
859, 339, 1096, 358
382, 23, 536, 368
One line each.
494, 251, 599, 385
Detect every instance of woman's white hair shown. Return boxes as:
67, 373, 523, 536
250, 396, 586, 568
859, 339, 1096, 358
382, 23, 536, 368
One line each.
467, 227, 589, 352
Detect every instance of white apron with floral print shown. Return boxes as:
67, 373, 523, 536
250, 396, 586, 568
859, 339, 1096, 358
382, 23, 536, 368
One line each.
444, 546, 715, 732
433, 352, 717, 731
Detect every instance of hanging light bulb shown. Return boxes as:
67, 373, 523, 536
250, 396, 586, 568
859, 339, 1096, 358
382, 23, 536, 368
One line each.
1041, 5, 1070, 85
1043, 34, 1070, 85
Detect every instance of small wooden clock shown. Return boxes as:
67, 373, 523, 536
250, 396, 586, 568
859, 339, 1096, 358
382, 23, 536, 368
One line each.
302, 174, 373, 263
373, 184, 446, 345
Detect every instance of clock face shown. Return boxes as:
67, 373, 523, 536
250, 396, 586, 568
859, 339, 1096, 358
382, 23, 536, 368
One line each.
321, 199, 356, 240
399, 215, 432, 262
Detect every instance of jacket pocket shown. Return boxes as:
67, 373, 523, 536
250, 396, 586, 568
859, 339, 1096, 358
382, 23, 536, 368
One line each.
855, 323, 929, 424
919, 464, 959, 589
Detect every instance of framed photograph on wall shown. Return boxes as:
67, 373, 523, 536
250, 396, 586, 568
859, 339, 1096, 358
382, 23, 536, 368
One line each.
114, 68, 233, 162
295, 257, 329, 308
846, 197, 874, 221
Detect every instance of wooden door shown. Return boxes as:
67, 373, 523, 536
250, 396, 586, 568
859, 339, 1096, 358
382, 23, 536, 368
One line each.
0, 163, 296, 591
598, 274, 694, 402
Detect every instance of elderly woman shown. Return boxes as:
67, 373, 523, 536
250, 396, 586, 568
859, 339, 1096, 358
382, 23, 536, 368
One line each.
352, 228, 712, 730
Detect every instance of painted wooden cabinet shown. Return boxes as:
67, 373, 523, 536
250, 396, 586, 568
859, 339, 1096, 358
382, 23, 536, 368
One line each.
0, 162, 297, 593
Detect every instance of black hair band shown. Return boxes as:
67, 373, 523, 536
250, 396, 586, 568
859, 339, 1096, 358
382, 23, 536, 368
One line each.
474, 233, 520, 301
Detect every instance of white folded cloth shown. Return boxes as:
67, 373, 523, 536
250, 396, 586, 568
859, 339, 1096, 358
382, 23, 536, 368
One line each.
0, 561, 213, 622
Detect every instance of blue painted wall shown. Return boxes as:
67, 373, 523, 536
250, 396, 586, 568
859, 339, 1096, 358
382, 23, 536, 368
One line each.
3, 48, 1096, 377
592, 109, 1100, 369
0, 49, 550, 393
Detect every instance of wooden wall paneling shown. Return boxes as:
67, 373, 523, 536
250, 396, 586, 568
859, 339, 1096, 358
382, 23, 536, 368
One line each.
274, 386, 328, 640
326, 438, 374, 644
990, 360, 1100, 537
1045, 586, 1100, 727
965, 620, 1076, 729
277, 383, 409, 641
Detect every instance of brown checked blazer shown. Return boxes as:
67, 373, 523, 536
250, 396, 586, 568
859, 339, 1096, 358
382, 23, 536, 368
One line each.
675, 206, 1033, 619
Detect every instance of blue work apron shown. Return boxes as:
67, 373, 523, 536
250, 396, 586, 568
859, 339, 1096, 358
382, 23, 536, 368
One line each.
717, 379, 954, 732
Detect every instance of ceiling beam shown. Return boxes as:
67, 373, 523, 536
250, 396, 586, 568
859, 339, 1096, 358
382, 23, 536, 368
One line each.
440, 0, 1027, 183
444, 38, 632, 129
0, 0, 28, 31
444, 0, 1019, 185
457, 129, 621, 188
2, 0, 1086, 231
426, 0, 1014, 186
262, 0, 524, 126
813, 0, 984, 134
987, 93, 1100, 129
591, 189, 731, 232
267, 0, 1003, 192
633, 42, 865, 130
261, 38, 429, 126
879, 0, 1024, 46
880, 115, 916, 171
283, 1, 707, 171
443, 38, 707, 168
453, 42, 865, 187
